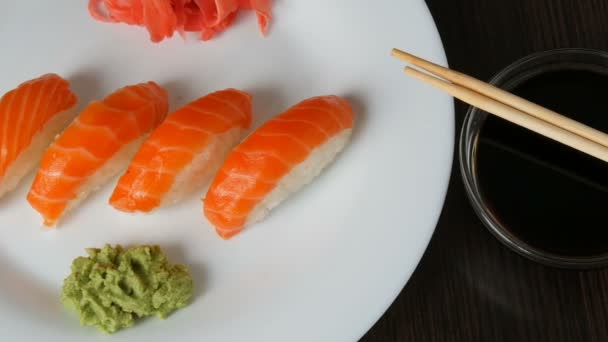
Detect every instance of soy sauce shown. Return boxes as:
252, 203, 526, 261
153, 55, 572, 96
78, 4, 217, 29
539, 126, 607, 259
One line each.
476, 70, 608, 257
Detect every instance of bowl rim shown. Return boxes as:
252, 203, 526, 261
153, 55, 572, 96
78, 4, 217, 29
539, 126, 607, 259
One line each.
459, 48, 608, 269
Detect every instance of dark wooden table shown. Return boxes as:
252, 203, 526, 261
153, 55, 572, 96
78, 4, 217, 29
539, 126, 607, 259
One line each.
361, 1, 608, 341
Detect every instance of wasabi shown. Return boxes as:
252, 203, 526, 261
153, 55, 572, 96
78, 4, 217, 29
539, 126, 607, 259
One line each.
61, 244, 193, 333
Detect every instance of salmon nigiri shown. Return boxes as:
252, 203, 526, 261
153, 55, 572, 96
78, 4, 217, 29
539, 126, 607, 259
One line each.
0, 74, 77, 198
110, 88, 252, 213
204, 95, 354, 239
27, 82, 168, 226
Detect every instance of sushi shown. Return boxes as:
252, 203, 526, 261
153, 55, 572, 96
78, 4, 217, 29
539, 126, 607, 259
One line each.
27, 82, 168, 226
204, 95, 354, 239
0, 74, 77, 198
109, 88, 252, 213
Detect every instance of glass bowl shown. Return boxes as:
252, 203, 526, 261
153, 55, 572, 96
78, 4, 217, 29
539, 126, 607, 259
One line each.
459, 48, 608, 269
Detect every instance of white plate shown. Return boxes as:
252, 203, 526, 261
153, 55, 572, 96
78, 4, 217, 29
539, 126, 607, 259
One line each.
0, 1, 453, 341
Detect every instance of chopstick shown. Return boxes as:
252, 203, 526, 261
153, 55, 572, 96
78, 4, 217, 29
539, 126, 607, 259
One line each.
391, 49, 608, 163
403, 67, 608, 163
391, 48, 608, 149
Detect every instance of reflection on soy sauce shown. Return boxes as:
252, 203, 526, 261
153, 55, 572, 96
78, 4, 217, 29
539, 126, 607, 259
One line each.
476, 70, 608, 257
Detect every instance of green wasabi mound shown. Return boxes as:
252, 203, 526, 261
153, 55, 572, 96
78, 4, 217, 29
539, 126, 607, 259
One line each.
61, 244, 194, 333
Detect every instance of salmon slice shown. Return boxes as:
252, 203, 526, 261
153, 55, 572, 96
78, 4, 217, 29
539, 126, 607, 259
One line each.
204, 95, 354, 239
0, 74, 77, 198
110, 88, 252, 213
27, 82, 168, 226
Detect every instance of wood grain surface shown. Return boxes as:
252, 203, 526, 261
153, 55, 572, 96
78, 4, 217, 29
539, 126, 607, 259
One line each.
361, 1, 608, 341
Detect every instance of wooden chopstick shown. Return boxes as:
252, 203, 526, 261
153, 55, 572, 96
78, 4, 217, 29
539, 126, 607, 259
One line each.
391, 48, 608, 149
403, 66, 608, 163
